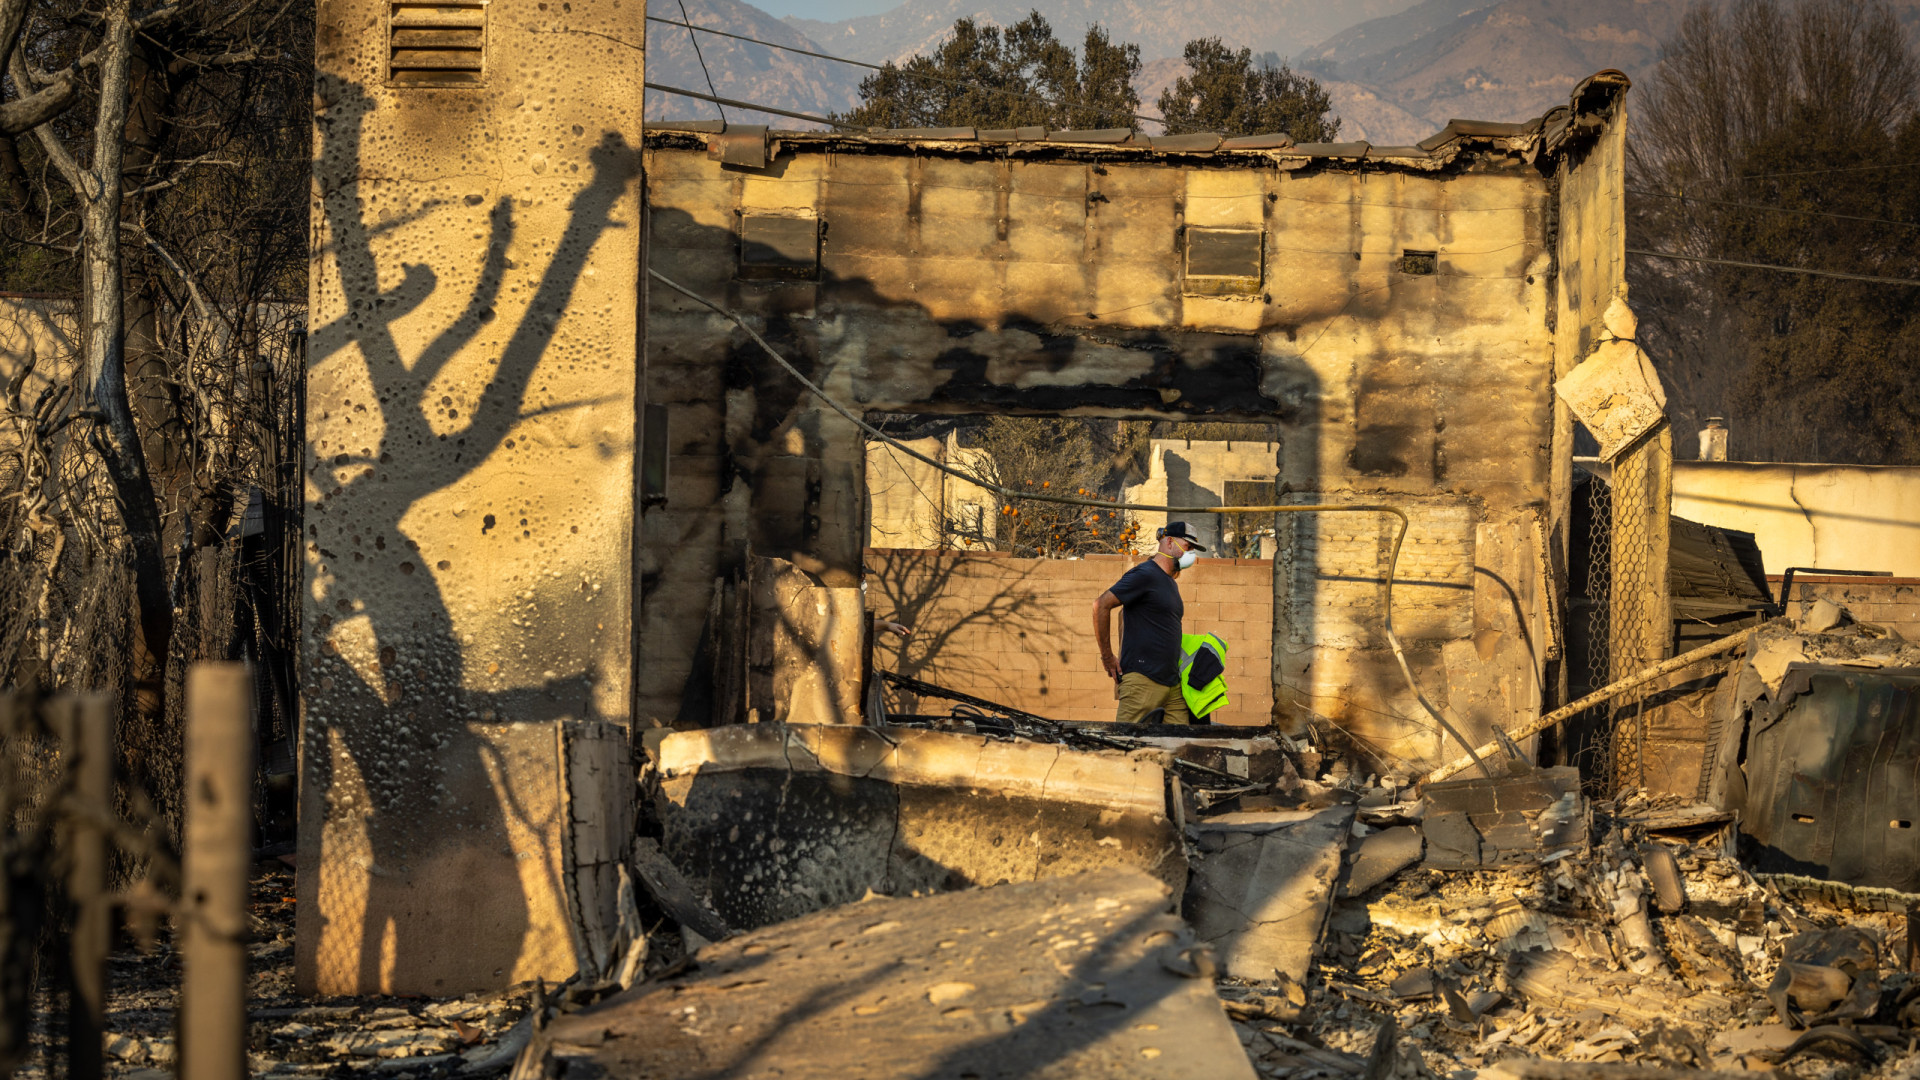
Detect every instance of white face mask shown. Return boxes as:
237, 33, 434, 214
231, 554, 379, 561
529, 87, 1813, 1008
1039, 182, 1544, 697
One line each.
1176, 549, 1199, 571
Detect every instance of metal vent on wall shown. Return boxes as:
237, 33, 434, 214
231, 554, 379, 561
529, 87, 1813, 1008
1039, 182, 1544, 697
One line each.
1183, 228, 1263, 297
390, 3, 486, 87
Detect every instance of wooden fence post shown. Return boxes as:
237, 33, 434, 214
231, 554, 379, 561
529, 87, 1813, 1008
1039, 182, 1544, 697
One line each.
179, 664, 253, 1080
65, 694, 113, 1080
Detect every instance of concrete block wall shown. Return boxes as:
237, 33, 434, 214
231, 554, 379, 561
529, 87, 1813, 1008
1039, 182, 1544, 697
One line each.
640, 75, 1630, 768
639, 145, 1563, 763
867, 549, 1275, 727
1777, 577, 1920, 641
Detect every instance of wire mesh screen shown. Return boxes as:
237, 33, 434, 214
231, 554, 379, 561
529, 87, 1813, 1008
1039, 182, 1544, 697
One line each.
1602, 423, 1673, 793
1577, 471, 1613, 781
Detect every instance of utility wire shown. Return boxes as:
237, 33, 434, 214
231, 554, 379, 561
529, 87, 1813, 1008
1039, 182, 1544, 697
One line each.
647, 264, 1493, 779
1628, 187, 1920, 230
644, 12, 1161, 130
1740, 159, 1920, 180
675, 0, 727, 125
1627, 247, 1920, 286
646, 82, 862, 128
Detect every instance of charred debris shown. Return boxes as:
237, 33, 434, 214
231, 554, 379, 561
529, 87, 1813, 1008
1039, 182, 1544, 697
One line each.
26, 597, 1920, 1080
492, 598, 1920, 1078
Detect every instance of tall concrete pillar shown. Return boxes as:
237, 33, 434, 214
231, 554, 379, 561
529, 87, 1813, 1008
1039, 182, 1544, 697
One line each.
300, 0, 644, 994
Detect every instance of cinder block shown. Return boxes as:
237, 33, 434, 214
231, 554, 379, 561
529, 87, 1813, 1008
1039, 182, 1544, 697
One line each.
1184, 602, 1223, 625
1217, 601, 1257, 624
1064, 668, 1110, 692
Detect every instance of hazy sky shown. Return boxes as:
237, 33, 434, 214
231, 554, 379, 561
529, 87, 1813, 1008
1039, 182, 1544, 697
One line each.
748, 0, 902, 20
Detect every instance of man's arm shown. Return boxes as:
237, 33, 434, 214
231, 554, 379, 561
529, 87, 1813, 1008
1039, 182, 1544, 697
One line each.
1092, 590, 1122, 680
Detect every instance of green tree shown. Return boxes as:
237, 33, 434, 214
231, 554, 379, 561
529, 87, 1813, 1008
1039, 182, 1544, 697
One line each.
946, 417, 1142, 558
1627, 0, 1920, 464
1157, 39, 1339, 140
838, 12, 1140, 131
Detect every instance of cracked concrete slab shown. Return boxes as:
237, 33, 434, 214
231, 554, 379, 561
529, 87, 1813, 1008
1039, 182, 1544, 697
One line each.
534, 867, 1257, 1080
1183, 805, 1353, 983
654, 724, 1184, 931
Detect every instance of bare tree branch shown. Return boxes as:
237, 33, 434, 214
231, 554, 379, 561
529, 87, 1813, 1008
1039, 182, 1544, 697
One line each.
0, 73, 77, 136
8, 49, 83, 191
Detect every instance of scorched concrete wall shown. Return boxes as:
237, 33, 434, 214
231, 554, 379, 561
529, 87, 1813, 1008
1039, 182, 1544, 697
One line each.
301, 0, 645, 994
642, 78, 1628, 767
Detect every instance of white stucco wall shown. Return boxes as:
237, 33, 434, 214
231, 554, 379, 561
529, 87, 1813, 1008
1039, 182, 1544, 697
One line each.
1123, 439, 1281, 553
1666, 461, 1920, 577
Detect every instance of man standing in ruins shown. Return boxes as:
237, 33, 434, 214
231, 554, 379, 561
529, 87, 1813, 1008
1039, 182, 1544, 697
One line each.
1092, 522, 1204, 724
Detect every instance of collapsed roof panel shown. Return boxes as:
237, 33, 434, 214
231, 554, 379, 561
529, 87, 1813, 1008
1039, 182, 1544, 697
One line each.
1739, 664, 1920, 893
640, 70, 1630, 177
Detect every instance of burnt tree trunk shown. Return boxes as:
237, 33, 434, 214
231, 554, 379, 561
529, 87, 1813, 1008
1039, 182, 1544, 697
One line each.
23, 0, 173, 665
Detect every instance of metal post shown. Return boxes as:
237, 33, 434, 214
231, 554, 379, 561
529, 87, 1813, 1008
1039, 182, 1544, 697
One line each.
65, 694, 113, 1080
1907, 903, 1919, 974
179, 664, 253, 1080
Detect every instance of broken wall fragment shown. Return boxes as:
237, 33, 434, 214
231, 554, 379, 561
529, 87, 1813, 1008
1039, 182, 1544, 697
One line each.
1184, 806, 1352, 983
1554, 296, 1667, 461
652, 724, 1184, 930
1420, 766, 1588, 869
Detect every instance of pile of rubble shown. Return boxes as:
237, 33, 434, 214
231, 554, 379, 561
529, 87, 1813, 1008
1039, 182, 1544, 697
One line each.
1248, 803, 1917, 1078
523, 652, 1920, 1078
35, 608, 1920, 1079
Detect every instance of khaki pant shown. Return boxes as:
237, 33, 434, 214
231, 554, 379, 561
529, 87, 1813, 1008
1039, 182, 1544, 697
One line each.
1114, 672, 1190, 725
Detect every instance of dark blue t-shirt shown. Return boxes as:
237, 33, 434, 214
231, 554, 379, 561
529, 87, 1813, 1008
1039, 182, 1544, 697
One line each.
1110, 560, 1183, 686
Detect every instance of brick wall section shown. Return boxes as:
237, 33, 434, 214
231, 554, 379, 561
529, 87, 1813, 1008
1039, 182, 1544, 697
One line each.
1772, 577, 1920, 640
866, 549, 1275, 727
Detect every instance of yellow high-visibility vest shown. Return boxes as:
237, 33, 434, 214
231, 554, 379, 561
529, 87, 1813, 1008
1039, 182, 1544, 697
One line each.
1179, 632, 1230, 720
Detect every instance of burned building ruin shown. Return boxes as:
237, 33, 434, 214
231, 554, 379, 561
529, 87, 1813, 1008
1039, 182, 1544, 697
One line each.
301, 0, 1642, 996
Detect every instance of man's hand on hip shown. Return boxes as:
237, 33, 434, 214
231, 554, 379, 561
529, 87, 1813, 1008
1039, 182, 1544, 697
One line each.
1101, 653, 1121, 680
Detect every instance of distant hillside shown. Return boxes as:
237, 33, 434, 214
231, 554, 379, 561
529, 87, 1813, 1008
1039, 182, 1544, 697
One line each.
786, 0, 1425, 68
650, 0, 1920, 141
1299, 0, 1686, 142
646, 0, 863, 127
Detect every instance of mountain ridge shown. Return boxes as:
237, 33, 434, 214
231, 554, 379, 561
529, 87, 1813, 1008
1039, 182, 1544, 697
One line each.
647, 0, 863, 127
651, 0, 1920, 144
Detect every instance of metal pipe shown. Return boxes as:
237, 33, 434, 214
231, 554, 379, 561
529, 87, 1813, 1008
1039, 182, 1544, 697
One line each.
650, 268, 1493, 778
1422, 622, 1768, 784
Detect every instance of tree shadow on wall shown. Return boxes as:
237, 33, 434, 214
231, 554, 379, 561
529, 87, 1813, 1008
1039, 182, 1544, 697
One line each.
864, 548, 1071, 716
300, 77, 635, 991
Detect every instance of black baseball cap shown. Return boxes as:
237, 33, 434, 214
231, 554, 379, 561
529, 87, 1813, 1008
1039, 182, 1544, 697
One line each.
1159, 521, 1207, 550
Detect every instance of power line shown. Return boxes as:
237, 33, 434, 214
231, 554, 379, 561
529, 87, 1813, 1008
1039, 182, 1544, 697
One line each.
1627, 247, 1920, 286
643, 13, 1161, 130
674, 0, 727, 125
1739, 159, 1920, 180
645, 82, 861, 128
643, 14, 891, 74
1629, 187, 1920, 230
